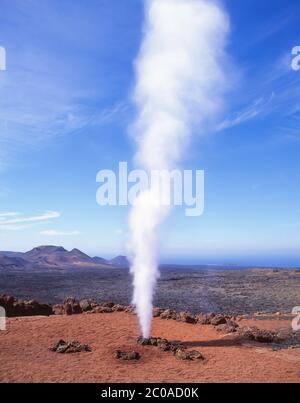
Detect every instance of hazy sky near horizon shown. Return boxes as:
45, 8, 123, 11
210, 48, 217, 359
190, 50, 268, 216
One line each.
0, 0, 300, 265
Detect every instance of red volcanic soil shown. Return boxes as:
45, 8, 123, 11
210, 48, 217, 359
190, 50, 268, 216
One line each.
0, 312, 299, 383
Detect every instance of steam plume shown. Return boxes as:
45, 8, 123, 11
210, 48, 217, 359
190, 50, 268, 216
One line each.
129, 0, 230, 338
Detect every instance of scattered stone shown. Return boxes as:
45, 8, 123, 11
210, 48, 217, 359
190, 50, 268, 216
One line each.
0, 294, 52, 317
63, 297, 76, 305
174, 349, 204, 361
215, 322, 239, 334
266, 329, 300, 349
136, 336, 203, 362
50, 339, 91, 353
72, 302, 82, 314
149, 337, 161, 346
114, 350, 140, 360
63, 297, 82, 315
124, 305, 135, 314
160, 309, 177, 320
211, 314, 227, 326
112, 304, 126, 312
52, 304, 64, 315
195, 313, 215, 325
176, 311, 197, 324
226, 319, 239, 327
79, 299, 94, 312
93, 306, 113, 314
167, 340, 186, 352
64, 303, 73, 315
51, 300, 137, 316
137, 336, 185, 352
188, 350, 204, 360
153, 307, 164, 317
137, 337, 152, 346
101, 302, 115, 308
241, 326, 282, 343
157, 339, 171, 351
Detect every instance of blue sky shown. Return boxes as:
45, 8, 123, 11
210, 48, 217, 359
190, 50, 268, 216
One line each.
0, 0, 300, 266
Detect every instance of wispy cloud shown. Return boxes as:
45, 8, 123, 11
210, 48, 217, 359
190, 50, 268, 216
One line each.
0, 1, 131, 170
0, 210, 60, 230
274, 115, 300, 143
41, 229, 80, 236
247, 11, 297, 47
94, 102, 129, 125
0, 212, 19, 218
218, 94, 274, 131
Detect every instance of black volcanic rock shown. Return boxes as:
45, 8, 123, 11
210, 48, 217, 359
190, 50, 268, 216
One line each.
210, 314, 228, 326
112, 304, 126, 312
153, 307, 164, 317
137, 336, 153, 346
50, 339, 91, 353
101, 301, 115, 308
0, 295, 52, 317
63, 297, 82, 315
136, 336, 203, 361
160, 309, 177, 320
52, 304, 65, 315
176, 311, 197, 324
196, 313, 216, 325
215, 322, 239, 334
114, 350, 140, 360
79, 299, 95, 312
93, 306, 113, 313
175, 349, 204, 361
241, 326, 283, 343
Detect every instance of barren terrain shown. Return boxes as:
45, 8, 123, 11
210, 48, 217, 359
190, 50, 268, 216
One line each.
0, 312, 299, 383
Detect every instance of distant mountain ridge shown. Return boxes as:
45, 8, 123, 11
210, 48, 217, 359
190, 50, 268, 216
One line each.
109, 255, 129, 267
0, 245, 129, 270
0, 253, 29, 269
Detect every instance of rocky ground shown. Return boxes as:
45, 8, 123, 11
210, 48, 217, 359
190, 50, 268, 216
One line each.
1, 267, 300, 315
0, 299, 299, 383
